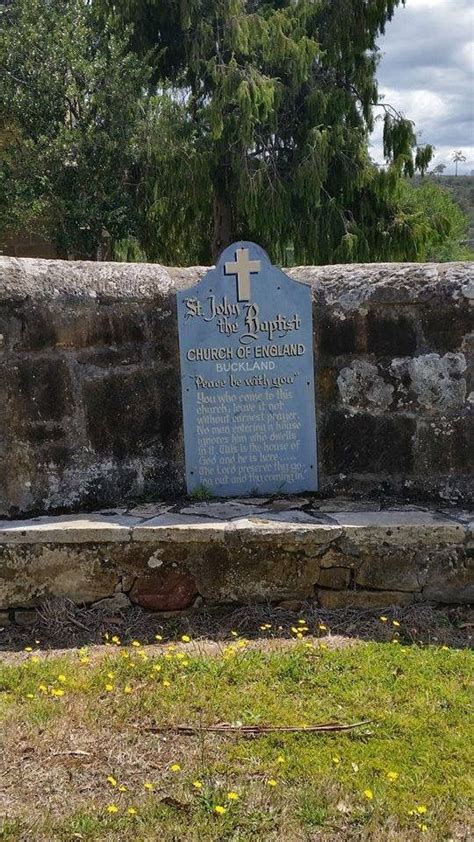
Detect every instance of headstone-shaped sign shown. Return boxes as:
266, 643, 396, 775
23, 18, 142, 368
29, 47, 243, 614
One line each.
177, 241, 318, 496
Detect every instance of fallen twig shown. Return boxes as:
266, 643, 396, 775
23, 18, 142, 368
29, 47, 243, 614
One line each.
143, 720, 372, 736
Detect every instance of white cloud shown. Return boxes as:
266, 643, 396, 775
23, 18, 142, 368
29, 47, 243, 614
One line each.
371, 0, 474, 173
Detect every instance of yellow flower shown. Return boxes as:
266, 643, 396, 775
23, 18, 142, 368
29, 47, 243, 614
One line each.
79, 657, 90, 665
118, 785, 127, 792
181, 635, 191, 643
38, 684, 47, 693
51, 688, 65, 697
111, 636, 121, 645
131, 640, 141, 648
227, 791, 239, 800
298, 618, 307, 624
276, 756, 285, 764
176, 652, 185, 660
182, 660, 189, 667
127, 807, 138, 816
387, 771, 399, 782
290, 626, 299, 634
143, 782, 154, 791
124, 685, 133, 694
296, 632, 303, 639
26, 693, 34, 699
363, 789, 373, 800
392, 620, 400, 627
24, 646, 33, 652
441, 645, 449, 651
155, 634, 163, 641
106, 804, 118, 814
30, 656, 40, 664
165, 654, 173, 661
170, 763, 181, 772
416, 806, 427, 815
105, 684, 114, 692
214, 805, 226, 815
332, 756, 340, 764
163, 680, 171, 687
379, 616, 388, 623
57, 674, 67, 683
106, 776, 117, 787
230, 630, 238, 637
153, 664, 162, 672
418, 824, 428, 832
107, 672, 115, 679
318, 624, 327, 631
267, 779, 278, 787
193, 780, 203, 789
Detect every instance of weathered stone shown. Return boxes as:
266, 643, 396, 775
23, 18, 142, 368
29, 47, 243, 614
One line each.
319, 547, 357, 568
0, 610, 10, 626
91, 592, 131, 613
414, 417, 472, 475
322, 411, 416, 474
276, 599, 303, 612
328, 511, 466, 547
14, 609, 38, 625
317, 589, 414, 609
337, 360, 394, 411
83, 371, 160, 459
316, 499, 381, 512
0, 514, 139, 544
0, 544, 121, 608
8, 357, 74, 425
366, 311, 417, 356
423, 548, 474, 603
355, 549, 422, 592
318, 567, 351, 589
390, 354, 467, 411
130, 569, 199, 611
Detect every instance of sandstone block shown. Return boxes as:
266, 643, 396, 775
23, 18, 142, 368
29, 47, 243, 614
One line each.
318, 567, 351, 589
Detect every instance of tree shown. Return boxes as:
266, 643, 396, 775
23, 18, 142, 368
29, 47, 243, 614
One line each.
0, 0, 149, 259
105, 0, 433, 264
397, 179, 470, 262
431, 163, 446, 176
452, 150, 466, 177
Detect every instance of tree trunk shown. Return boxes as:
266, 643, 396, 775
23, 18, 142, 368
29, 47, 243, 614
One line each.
211, 189, 233, 262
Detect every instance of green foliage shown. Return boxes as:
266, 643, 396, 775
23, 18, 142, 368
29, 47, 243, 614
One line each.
0, 0, 148, 258
105, 0, 434, 263
398, 179, 471, 261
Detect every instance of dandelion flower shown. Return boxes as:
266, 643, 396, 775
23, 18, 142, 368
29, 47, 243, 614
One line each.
181, 635, 191, 643
106, 776, 117, 787
267, 779, 278, 787
30, 656, 40, 664
51, 688, 65, 697
418, 824, 428, 832
298, 618, 306, 624
332, 756, 340, 764
296, 632, 303, 639
230, 630, 238, 637
38, 684, 47, 693
118, 785, 127, 793
163, 680, 171, 687
392, 620, 400, 627
127, 807, 137, 816
24, 646, 33, 652
106, 804, 118, 814
105, 684, 114, 692
387, 771, 399, 782
26, 693, 34, 699
276, 756, 285, 764
57, 674, 67, 683
318, 624, 327, 631
182, 660, 189, 667
79, 656, 90, 665
170, 763, 181, 772
143, 782, 154, 791
214, 805, 226, 815
131, 640, 141, 648
416, 806, 427, 815
153, 664, 162, 672
227, 791, 239, 800
107, 672, 115, 679
363, 789, 373, 800
193, 780, 203, 789
124, 685, 133, 694
111, 636, 121, 645
155, 634, 163, 641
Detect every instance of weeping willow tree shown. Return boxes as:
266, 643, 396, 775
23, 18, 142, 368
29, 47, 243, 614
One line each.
105, 0, 434, 264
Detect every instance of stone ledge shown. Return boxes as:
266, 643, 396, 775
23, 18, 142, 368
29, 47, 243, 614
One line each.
0, 503, 472, 610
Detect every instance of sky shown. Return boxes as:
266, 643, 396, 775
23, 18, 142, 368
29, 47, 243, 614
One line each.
371, 0, 474, 174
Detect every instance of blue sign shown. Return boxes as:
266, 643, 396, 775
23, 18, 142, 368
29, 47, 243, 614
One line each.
177, 241, 318, 496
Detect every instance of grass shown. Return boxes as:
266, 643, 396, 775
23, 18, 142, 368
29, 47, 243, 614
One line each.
0, 628, 472, 841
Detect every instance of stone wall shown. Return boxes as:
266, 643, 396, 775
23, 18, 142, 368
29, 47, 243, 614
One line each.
0, 257, 472, 517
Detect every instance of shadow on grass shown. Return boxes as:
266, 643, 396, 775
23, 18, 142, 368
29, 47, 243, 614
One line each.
1, 598, 472, 655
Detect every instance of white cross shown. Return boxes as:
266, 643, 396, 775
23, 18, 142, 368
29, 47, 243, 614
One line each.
224, 248, 261, 301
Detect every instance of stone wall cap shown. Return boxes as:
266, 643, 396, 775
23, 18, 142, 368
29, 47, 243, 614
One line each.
0, 513, 140, 544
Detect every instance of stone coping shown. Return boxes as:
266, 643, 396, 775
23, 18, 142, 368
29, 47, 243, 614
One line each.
0, 501, 471, 546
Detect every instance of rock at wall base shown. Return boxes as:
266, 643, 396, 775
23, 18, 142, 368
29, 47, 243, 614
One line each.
130, 569, 199, 611
317, 589, 414, 609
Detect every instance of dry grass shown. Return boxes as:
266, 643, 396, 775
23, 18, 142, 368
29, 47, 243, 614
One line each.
1, 617, 473, 841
